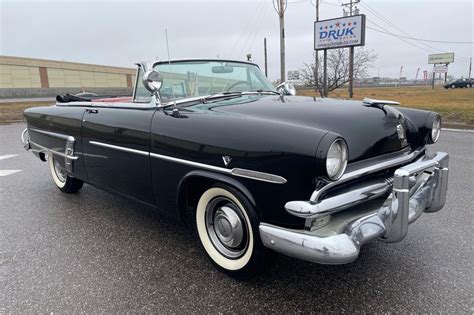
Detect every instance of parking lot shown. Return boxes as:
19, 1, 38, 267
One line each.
1, 123, 473, 313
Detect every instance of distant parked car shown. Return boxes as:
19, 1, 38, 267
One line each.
444, 78, 473, 89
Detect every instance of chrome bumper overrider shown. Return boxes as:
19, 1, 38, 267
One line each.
21, 128, 78, 172
259, 151, 449, 264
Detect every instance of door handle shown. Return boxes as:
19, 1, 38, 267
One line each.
86, 109, 99, 114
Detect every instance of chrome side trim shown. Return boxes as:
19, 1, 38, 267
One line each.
89, 141, 149, 157
150, 152, 287, 184
29, 141, 79, 160
231, 168, 287, 184
88, 141, 287, 184
310, 149, 423, 203
149, 152, 231, 173
30, 128, 72, 140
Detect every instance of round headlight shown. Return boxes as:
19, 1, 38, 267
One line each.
326, 139, 348, 180
431, 115, 441, 143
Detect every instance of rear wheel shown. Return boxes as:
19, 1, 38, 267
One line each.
195, 184, 272, 279
48, 155, 83, 193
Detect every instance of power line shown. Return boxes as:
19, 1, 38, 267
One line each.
366, 21, 471, 64
242, 0, 271, 56
228, 0, 267, 59
360, 2, 451, 55
360, 1, 471, 62
360, 3, 473, 44
367, 20, 440, 54
366, 27, 474, 45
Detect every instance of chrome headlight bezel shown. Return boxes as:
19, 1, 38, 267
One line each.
325, 138, 348, 181
430, 115, 441, 143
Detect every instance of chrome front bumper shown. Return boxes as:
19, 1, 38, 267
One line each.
259, 151, 449, 264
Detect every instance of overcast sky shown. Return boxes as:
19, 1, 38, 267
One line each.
1, 0, 472, 81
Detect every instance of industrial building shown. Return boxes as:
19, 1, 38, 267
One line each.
0, 55, 136, 98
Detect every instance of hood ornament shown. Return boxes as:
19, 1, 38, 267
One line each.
222, 156, 232, 167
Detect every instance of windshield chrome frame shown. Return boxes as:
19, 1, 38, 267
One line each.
147, 59, 275, 109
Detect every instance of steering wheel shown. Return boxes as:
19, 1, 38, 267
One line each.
224, 80, 252, 92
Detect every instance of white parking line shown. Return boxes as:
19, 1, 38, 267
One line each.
0, 154, 19, 160
0, 170, 21, 176
443, 128, 474, 133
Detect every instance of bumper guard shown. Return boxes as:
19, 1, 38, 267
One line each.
259, 151, 449, 264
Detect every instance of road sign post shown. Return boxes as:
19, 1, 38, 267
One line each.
429, 53, 454, 88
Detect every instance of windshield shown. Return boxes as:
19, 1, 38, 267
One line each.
154, 60, 275, 103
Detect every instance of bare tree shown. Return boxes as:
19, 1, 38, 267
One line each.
300, 48, 377, 96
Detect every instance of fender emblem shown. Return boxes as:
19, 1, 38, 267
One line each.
222, 156, 232, 167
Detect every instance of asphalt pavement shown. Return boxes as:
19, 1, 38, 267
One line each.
1, 123, 473, 313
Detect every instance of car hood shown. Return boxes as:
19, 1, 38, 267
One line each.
206, 95, 410, 162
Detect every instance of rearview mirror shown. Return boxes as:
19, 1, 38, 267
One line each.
276, 82, 297, 96
212, 66, 234, 74
143, 69, 163, 94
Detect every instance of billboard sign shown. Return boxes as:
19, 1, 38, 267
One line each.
433, 64, 448, 73
428, 53, 454, 64
314, 15, 366, 50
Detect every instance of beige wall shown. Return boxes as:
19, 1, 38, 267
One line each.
0, 64, 41, 88
0, 55, 136, 89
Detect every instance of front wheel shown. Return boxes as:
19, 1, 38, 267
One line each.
195, 185, 272, 279
451, 84, 456, 89
48, 155, 83, 193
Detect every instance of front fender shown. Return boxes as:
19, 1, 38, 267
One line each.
176, 170, 256, 222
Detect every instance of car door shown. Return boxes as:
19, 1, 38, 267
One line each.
81, 104, 156, 206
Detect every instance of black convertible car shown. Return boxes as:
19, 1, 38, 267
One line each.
22, 59, 449, 279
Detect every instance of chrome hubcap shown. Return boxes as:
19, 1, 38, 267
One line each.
205, 197, 248, 259
53, 158, 67, 182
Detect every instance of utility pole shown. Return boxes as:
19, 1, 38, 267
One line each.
468, 57, 472, 79
341, 0, 359, 98
444, 63, 448, 83
273, 0, 287, 83
264, 38, 268, 77
314, 0, 320, 92
432, 65, 435, 89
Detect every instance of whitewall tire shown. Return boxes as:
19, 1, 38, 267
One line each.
195, 184, 272, 279
48, 155, 83, 193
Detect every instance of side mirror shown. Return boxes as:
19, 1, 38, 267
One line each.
143, 69, 163, 95
276, 82, 297, 96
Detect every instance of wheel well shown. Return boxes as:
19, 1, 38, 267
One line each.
177, 171, 256, 225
